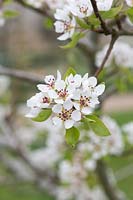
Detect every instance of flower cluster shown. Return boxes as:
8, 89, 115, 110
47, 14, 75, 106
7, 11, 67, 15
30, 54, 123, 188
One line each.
123, 122, 133, 144
54, 0, 114, 40
26, 0, 67, 9
96, 41, 133, 69
26, 70, 105, 129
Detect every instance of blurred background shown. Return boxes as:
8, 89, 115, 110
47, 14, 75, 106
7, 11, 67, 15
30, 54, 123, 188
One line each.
0, 1, 133, 200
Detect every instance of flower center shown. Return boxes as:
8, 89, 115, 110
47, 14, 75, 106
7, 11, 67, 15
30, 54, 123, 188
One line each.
42, 97, 50, 104
64, 21, 73, 32
79, 5, 88, 14
80, 96, 90, 107
58, 89, 68, 99
58, 108, 73, 121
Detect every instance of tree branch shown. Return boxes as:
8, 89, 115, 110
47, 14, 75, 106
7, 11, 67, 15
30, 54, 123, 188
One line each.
95, 34, 118, 77
14, 0, 54, 20
90, 0, 110, 35
0, 66, 43, 83
96, 160, 125, 200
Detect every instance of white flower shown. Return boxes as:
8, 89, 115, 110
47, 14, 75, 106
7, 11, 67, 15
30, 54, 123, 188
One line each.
123, 122, 133, 144
96, 41, 133, 69
68, 0, 93, 18
52, 100, 81, 129
46, 0, 67, 10
125, 0, 133, 7
54, 7, 76, 40
26, 0, 44, 8
82, 76, 105, 97
96, 0, 113, 11
26, 92, 52, 118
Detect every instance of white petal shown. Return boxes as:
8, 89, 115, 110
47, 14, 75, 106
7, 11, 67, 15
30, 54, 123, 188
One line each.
71, 110, 81, 121
25, 107, 40, 118
52, 104, 62, 113
57, 70, 61, 80
55, 80, 66, 91
54, 98, 64, 104
87, 76, 97, 87
82, 73, 88, 82
57, 32, 70, 41
94, 84, 105, 96
72, 89, 81, 100
74, 74, 82, 87
48, 90, 58, 99
81, 107, 92, 115
52, 117, 62, 126
37, 84, 49, 92
73, 102, 80, 110
64, 120, 74, 129
63, 100, 73, 110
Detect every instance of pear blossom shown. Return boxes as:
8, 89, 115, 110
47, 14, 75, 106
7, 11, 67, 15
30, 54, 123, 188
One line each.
46, 0, 67, 10
125, 0, 133, 7
96, 41, 133, 68
26, 92, 52, 118
54, 7, 76, 40
26, 0, 44, 8
96, 0, 114, 11
26, 70, 105, 129
123, 122, 133, 144
52, 100, 81, 129
68, 0, 93, 18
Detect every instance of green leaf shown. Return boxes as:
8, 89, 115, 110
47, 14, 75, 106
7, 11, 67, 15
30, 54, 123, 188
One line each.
32, 109, 52, 122
126, 7, 133, 23
63, 67, 76, 80
76, 17, 91, 29
85, 115, 111, 136
60, 32, 85, 49
44, 17, 53, 30
100, 5, 123, 20
65, 127, 80, 146
88, 15, 100, 27
3, 10, 19, 18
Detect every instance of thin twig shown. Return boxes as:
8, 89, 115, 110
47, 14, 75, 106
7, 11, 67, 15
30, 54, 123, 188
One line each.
95, 34, 118, 77
96, 160, 125, 200
14, 0, 54, 20
90, 0, 110, 35
0, 65, 43, 83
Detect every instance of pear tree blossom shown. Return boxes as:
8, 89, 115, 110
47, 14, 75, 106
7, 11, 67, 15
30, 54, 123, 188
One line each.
26, 70, 105, 130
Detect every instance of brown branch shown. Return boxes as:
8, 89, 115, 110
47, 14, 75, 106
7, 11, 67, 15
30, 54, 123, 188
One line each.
95, 34, 118, 77
14, 0, 54, 20
96, 160, 125, 200
90, 0, 110, 35
0, 66, 43, 83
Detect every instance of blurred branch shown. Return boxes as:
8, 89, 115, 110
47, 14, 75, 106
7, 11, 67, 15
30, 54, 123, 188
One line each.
95, 34, 118, 77
0, 65, 43, 83
96, 160, 125, 200
14, 0, 54, 20
115, 163, 133, 182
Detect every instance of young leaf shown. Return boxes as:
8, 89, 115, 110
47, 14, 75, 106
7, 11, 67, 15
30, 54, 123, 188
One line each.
65, 127, 80, 146
60, 32, 85, 49
3, 10, 19, 18
76, 17, 91, 29
100, 5, 123, 20
32, 109, 52, 122
85, 115, 111, 136
126, 7, 133, 23
63, 67, 76, 80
